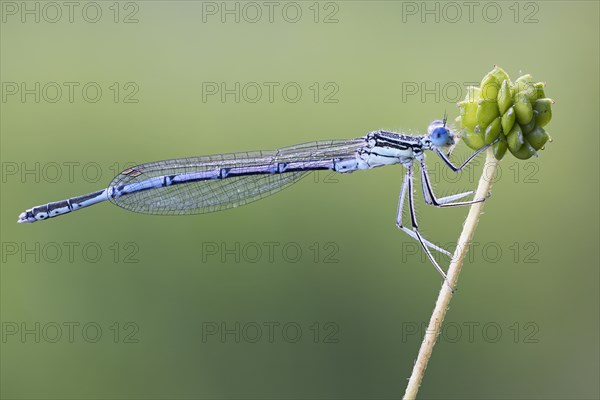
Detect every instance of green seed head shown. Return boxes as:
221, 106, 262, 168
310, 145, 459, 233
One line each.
455, 66, 553, 160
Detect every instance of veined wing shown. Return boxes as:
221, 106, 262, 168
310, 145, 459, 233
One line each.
108, 138, 365, 215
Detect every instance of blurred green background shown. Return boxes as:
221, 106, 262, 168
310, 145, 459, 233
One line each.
1, 1, 598, 399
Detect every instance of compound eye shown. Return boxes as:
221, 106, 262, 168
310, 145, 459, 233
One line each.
431, 127, 450, 146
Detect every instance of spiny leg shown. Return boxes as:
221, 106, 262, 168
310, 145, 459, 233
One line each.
420, 161, 488, 208
418, 166, 471, 205
435, 138, 498, 172
401, 166, 453, 288
397, 170, 451, 257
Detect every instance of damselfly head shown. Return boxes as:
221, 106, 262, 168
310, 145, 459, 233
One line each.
427, 119, 455, 148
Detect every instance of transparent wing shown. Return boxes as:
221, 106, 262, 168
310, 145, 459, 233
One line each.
108, 138, 365, 215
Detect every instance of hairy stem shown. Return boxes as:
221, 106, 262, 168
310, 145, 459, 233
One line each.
403, 148, 500, 399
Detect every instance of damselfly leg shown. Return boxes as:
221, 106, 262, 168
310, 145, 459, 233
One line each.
434, 138, 498, 172
396, 172, 452, 257
420, 162, 487, 208
399, 166, 454, 285
396, 139, 498, 287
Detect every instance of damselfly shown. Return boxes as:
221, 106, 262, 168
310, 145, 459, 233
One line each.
18, 118, 495, 282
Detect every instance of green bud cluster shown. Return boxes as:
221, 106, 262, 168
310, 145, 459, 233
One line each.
456, 66, 553, 160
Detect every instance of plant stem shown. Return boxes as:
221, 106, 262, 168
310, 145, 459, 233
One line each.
403, 148, 500, 400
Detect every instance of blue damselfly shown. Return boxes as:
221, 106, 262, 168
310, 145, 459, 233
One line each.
18, 118, 495, 281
